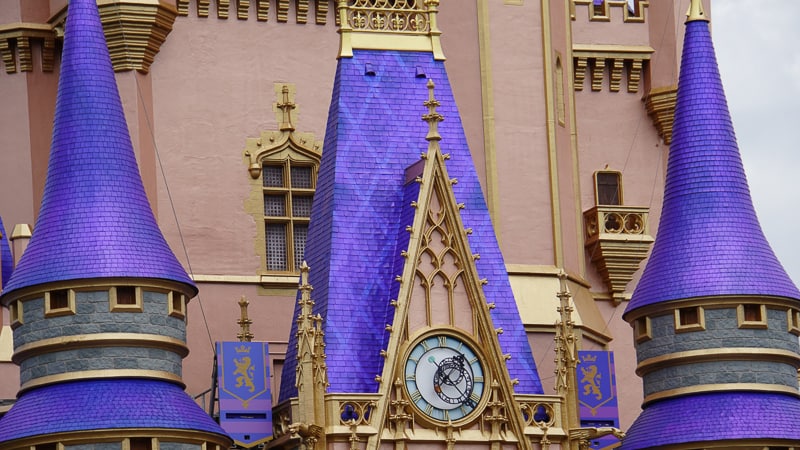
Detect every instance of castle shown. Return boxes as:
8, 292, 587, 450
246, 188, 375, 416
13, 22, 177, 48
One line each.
1, 0, 799, 449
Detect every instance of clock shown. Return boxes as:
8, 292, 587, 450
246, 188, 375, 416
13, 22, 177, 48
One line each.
403, 333, 486, 422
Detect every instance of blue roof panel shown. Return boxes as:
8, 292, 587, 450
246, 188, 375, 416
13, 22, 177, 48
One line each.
279, 50, 542, 401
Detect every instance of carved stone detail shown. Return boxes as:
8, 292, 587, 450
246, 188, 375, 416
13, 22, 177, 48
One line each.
584, 206, 654, 303
0, 23, 56, 74
643, 85, 677, 144
217, 0, 230, 18
590, 59, 605, 91
572, 45, 652, 93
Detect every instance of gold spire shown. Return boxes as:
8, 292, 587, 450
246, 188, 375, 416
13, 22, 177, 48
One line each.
236, 296, 254, 342
422, 79, 444, 143
277, 84, 296, 132
686, 0, 709, 23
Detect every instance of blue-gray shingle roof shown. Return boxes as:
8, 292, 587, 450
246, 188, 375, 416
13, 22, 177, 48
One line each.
0, 0, 195, 301
279, 50, 543, 401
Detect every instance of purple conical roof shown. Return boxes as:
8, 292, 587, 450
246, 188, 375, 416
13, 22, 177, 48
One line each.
0, 216, 13, 290
0, 0, 195, 299
625, 17, 800, 316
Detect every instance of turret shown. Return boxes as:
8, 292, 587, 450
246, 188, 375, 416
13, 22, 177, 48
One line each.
620, 1, 800, 448
0, 1, 229, 448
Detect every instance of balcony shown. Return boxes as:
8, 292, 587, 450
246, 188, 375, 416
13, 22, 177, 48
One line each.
584, 206, 654, 303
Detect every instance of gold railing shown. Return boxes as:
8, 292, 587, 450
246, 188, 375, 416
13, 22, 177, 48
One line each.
584, 205, 654, 303
584, 205, 649, 243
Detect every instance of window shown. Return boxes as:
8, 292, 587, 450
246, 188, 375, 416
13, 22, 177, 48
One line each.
110, 286, 142, 312
738, 303, 767, 329
128, 438, 153, 450
44, 289, 75, 317
788, 309, 800, 336
169, 291, 186, 319
263, 162, 315, 272
594, 171, 622, 205
674, 306, 705, 332
633, 316, 651, 343
9, 300, 22, 328
555, 55, 565, 126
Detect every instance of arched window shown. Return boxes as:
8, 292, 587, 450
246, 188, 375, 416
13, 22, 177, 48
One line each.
244, 84, 322, 275
594, 170, 622, 205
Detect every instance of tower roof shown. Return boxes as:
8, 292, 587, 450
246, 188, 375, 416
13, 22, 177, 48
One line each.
0, 379, 227, 443
279, 50, 542, 401
0, 216, 12, 290
625, 13, 799, 316
0, 0, 195, 301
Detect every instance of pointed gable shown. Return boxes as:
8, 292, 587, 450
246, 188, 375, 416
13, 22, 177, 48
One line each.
625, 12, 800, 316
0, 0, 194, 301
280, 50, 542, 402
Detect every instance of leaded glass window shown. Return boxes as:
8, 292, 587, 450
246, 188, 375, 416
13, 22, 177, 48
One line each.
263, 161, 316, 272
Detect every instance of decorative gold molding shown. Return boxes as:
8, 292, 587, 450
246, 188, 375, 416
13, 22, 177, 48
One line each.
0, 428, 231, 450
243, 83, 322, 277
583, 205, 653, 303
572, 45, 653, 93
337, 0, 444, 60
477, 0, 500, 231
2, 277, 196, 308
20, 369, 185, 393
46, 1, 178, 74
637, 348, 800, 377
176, 0, 332, 23
643, 85, 677, 144
13, 333, 189, 364
572, 0, 648, 23
643, 383, 800, 406
0, 22, 55, 74
624, 295, 800, 322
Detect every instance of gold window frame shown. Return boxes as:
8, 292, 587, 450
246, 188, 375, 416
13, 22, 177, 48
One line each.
737, 303, 767, 329
44, 289, 76, 318
593, 170, 623, 206
674, 306, 705, 333
110, 286, 143, 312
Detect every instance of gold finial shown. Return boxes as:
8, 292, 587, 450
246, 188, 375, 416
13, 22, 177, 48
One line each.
686, 0, 709, 23
237, 296, 254, 342
422, 79, 444, 142
277, 84, 296, 132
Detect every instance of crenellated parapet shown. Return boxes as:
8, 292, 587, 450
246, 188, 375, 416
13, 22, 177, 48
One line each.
176, 0, 334, 24
571, 0, 648, 23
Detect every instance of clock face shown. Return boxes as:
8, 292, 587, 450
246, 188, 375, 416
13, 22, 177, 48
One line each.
403, 334, 486, 422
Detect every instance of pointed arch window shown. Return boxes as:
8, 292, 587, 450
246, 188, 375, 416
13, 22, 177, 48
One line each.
244, 84, 322, 276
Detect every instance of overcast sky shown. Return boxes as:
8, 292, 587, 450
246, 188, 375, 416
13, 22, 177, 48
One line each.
712, 1, 800, 285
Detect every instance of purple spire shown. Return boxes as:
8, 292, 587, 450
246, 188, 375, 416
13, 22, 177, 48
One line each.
0, 216, 12, 289
0, 0, 195, 299
625, 17, 800, 315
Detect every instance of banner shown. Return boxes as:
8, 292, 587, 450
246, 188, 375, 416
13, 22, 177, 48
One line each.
577, 350, 620, 449
217, 341, 272, 447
